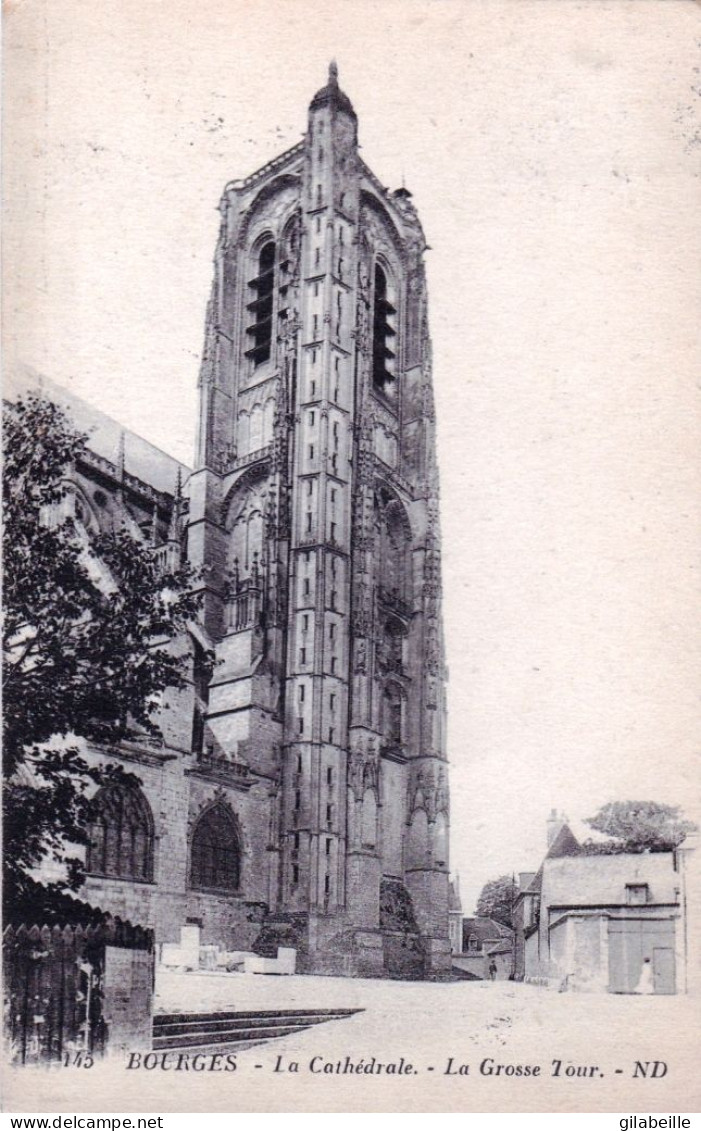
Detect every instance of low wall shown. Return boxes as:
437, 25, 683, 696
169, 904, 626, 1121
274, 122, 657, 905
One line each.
452, 954, 486, 979
154, 969, 370, 1015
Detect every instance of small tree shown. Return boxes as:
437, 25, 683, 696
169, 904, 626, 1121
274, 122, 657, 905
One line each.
3, 394, 200, 912
581, 801, 696, 854
475, 874, 518, 928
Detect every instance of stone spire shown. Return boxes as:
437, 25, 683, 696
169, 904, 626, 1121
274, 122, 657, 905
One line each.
115, 431, 126, 491
110, 430, 127, 531
167, 468, 183, 544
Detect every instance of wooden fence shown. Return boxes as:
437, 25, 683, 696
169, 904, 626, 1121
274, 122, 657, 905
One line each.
3, 920, 153, 1065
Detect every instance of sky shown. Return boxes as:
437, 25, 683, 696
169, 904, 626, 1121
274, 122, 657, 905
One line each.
4, 0, 700, 913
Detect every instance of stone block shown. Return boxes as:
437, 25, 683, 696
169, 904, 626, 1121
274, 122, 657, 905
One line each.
180, 924, 201, 968
243, 947, 296, 975
199, 946, 219, 970
276, 947, 297, 974
160, 944, 186, 968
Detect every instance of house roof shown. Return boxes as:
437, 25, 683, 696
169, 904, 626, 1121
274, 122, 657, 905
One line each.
462, 917, 513, 943
485, 940, 513, 956
518, 822, 582, 898
547, 822, 582, 860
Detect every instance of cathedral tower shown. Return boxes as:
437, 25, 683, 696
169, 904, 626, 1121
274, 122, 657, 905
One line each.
189, 66, 450, 975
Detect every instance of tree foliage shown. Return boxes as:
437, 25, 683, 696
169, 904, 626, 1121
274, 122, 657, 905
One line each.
475, 874, 518, 928
3, 394, 200, 909
581, 801, 696, 854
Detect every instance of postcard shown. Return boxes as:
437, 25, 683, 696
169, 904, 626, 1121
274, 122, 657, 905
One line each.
2, 0, 699, 1115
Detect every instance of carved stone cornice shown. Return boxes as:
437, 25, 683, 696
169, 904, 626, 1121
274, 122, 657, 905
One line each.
186, 753, 257, 792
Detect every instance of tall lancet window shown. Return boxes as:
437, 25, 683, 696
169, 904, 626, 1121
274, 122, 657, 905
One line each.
190, 804, 241, 893
246, 240, 276, 367
87, 784, 154, 882
382, 682, 403, 748
372, 264, 397, 395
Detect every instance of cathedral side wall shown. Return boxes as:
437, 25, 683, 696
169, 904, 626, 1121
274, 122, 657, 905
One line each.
81, 875, 161, 937
74, 743, 276, 950
184, 773, 275, 949
184, 892, 263, 950
80, 752, 189, 944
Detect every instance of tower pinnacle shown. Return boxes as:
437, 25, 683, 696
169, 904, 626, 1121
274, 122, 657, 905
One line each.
309, 59, 356, 119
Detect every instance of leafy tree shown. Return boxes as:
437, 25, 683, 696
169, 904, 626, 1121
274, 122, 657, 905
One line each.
475, 874, 518, 928
3, 393, 200, 913
581, 801, 696, 854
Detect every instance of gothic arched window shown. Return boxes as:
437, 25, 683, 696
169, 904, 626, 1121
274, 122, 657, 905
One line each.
372, 263, 396, 394
382, 682, 403, 747
227, 478, 266, 573
362, 789, 378, 848
190, 803, 241, 893
377, 617, 404, 676
407, 807, 429, 866
263, 397, 276, 444
375, 491, 412, 607
87, 784, 154, 882
249, 403, 264, 449
237, 409, 250, 457
434, 810, 448, 867
385, 515, 407, 597
246, 240, 276, 367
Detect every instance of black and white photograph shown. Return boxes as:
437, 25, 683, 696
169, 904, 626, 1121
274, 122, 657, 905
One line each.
2, 0, 699, 1117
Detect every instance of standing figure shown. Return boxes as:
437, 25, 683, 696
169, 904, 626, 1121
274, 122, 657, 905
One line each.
634, 956, 655, 994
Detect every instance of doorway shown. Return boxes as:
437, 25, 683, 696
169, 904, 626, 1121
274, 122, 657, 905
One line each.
652, 947, 675, 994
